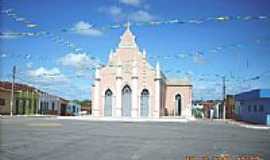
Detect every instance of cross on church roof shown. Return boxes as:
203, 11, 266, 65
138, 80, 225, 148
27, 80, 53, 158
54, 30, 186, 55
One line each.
125, 21, 131, 31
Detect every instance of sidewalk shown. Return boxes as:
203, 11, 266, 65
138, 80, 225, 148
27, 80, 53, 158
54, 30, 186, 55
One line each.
2, 114, 269, 130
225, 119, 270, 130
0, 114, 57, 119
56, 115, 195, 122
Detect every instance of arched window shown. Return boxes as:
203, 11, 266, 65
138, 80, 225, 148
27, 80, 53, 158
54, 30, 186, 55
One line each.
122, 85, 132, 117
104, 89, 113, 116
175, 94, 181, 116
140, 89, 149, 117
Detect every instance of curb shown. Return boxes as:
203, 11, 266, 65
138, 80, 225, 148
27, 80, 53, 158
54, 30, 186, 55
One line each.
226, 120, 270, 130
56, 116, 192, 123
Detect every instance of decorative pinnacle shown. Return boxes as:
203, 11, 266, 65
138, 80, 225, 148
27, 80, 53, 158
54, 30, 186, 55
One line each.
156, 61, 160, 78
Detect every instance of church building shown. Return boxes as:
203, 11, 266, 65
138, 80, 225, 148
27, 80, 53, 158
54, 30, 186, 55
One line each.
91, 23, 192, 118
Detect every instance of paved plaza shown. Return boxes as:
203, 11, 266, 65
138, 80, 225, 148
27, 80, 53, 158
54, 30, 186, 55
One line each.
1, 117, 270, 160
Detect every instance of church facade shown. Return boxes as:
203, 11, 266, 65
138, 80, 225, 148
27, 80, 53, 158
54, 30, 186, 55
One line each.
91, 24, 192, 118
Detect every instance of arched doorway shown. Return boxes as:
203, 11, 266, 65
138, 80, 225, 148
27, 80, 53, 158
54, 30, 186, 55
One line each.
104, 89, 113, 116
140, 89, 149, 117
175, 94, 181, 116
122, 85, 132, 117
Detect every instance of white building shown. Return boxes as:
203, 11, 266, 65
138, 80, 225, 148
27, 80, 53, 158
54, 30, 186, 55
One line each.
91, 23, 192, 118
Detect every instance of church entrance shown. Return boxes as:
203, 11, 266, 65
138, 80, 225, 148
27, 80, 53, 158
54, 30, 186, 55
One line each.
140, 89, 149, 117
104, 89, 113, 116
122, 85, 132, 117
175, 94, 181, 116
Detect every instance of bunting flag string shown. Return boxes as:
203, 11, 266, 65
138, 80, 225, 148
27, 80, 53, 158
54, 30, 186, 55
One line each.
131, 15, 270, 28
56, 15, 270, 33
2, 31, 268, 66
1, 8, 270, 85
2, 8, 270, 68
60, 15, 270, 34
0, 31, 41, 38
1, 8, 104, 69
3, 8, 268, 35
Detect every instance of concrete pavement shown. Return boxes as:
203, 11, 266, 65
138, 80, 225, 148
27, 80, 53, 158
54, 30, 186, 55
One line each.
1, 117, 269, 160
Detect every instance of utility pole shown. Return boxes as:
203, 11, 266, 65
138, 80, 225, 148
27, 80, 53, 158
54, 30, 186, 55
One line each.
222, 76, 226, 120
10, 65, 16, 116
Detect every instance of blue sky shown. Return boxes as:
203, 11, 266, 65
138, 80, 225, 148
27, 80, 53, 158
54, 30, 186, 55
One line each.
1, 0, 270, 100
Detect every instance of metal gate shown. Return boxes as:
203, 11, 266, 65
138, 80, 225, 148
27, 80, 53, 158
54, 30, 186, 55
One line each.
140, 89, 149, 117
104, 89, 112, 116
122, 85, 132, 117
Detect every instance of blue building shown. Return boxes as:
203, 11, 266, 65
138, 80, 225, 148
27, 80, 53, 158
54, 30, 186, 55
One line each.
66, 102, 81, 116
235, 89, 270, 125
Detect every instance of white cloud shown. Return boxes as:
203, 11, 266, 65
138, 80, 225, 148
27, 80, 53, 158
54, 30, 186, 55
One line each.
29, 67, 60, 77
72, 21, 102, 36
28, 67, 68, 83
98, 6, 124, 21
193, 52, 207, 64
58, 53, 95, 71
129, 10, 155, 22
98, 5, 155, 22
177, 53, 188, 59
143, 4, 150, 10
119, 0, 141, 6
26, 62, 33, 68
109, 6, 122, 16
1, 53, 7, 58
